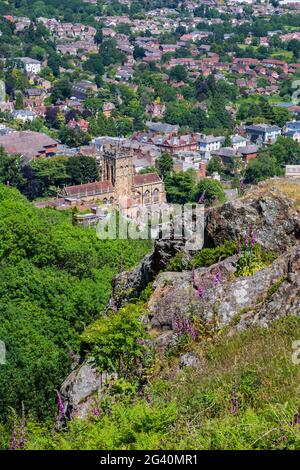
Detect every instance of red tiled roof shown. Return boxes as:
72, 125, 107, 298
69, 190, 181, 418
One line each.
64, 180, 113, 197
133, 173, 162, 186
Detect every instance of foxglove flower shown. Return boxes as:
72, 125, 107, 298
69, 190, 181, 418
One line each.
198, 192, 206, 204
56, 392, 64, 418
214, 267, 221, 285
19, 402, 25, 450
10, 420, 17, 451
197, 285, 205, 302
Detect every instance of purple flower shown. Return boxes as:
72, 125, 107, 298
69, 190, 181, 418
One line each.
251, 231, 256, 247
189, 327, 196, 341
289, 410, 300, 428
198, 192, 206, 204
136, 338, 145, 345
56, 392, 64, 418
214, 267, 222, 286
109, 298, 117, 312
184, 319, 190, 333
10, 420, 17, 451
19, 402, 25, 450
91, 407, 101, 417
197, 285, 205, 302
177, 319, 183, 337
240, 178, 244, 192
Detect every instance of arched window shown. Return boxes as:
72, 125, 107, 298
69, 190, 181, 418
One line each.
144, 190, 150, 205
109, 196, 114, 205
103, 198, 108, 205
153, 188, 159, 203
136, 191, 142, 204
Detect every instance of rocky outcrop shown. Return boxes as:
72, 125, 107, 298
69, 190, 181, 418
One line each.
206, 183, 300, 252
112, 180, 300, 307
147, 244, 300, 335
112, 238, 186, 307
59, 358, 116, 421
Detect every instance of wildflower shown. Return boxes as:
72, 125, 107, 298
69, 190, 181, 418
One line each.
10, 418, 17, 451
189, 326, 196, 341
251, 231, 256, 247
136, 338, 145, 345
289, 410, 300, 428
198, 192, 206, 204
184, 319, 190, 333
240, 178, 244, 193
109, 298, 117, 312
177, 319, 183, 337
56, 392, 64, 419
197, 285, 205, 302
19, 402, 25, 450
91, 407, 101, 417
214, 267, 222, 286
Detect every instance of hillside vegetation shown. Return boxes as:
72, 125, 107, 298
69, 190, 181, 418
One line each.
0, 184, 151, 441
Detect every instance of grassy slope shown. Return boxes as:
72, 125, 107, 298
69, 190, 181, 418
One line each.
23, 317, 300, 450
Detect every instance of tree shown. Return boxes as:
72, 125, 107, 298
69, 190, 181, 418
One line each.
156, 152, 173, 179
0, 148, 25, 188
165, 169, 197, 204
169, 65, 188, 82
133, 46, 146, 60
193, 178, 226, 206
66, 156, 99, 185
245, 153, 280, 183
15, 91, 24, 110
51, 78, 72, 103
207, 156, 223, 176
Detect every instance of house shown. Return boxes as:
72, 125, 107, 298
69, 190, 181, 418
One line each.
18, 57, 41, 75
285, 165, 300, 178
71, 80, 97, 100
197, 135, 224, 159
240, 145, 258, 164
145, 122, 179, 135
67, 119, 89, 133
231, 135, 247, 150
0, 131, 58, 162
145, 101, 166, 119
103, 102, 116, 118
284, 121, 300, 142
24, 88, 46, 108
245, 124, 281, 145
11, 109, 37, 122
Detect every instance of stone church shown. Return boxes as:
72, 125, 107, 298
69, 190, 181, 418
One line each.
63, 146, 166, 208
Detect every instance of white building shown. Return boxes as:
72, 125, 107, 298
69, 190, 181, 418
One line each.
285, 165, 300, 178
231, 135, 247, 150
19, 57, 41, 75
197, 135, 224, 159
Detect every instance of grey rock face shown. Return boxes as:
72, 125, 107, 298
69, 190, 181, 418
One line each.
59, 358, 115, 420
112, 238, 186, 307
206, 187, 300, 253
180, 353, 201, 368
147, 244, 300, 332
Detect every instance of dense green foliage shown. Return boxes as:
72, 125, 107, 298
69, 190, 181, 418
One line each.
0, 184, 151, 427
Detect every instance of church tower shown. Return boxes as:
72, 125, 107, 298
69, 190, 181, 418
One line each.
102, 145, 134, 203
